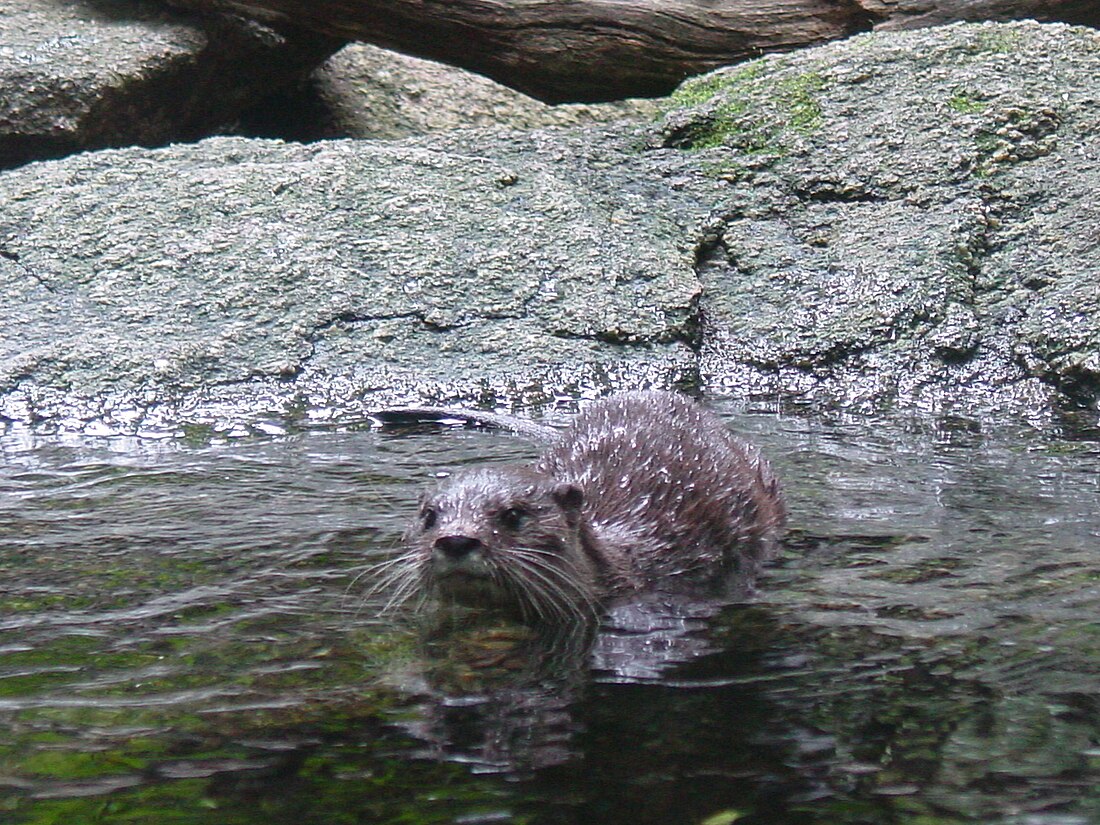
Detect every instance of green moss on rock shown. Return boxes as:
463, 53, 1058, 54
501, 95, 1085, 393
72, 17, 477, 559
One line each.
665, 64, 827, 153
948, 90, 988, 114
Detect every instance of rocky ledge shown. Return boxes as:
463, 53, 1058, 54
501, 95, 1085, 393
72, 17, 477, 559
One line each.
1, 20, 1097, 435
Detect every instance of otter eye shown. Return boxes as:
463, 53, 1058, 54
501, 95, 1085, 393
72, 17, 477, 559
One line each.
420, 507, 438, 531
498, 507, 528, 530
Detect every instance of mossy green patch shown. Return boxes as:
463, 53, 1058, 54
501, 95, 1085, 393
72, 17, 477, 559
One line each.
669, 62, 768, 110
974, 131, 1001, 154
0, 593, 98, 613
974, 26, 1023, 54
780, 72, 827, 133
666, 65, 828, 153
0, 635, 164, 696
948, 91, 987, 114
21, 748, 150, 780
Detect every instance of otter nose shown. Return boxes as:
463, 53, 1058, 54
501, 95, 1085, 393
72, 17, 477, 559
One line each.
434, 535, 483, 560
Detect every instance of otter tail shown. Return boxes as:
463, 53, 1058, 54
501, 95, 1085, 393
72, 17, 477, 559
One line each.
368, 406, 560, 444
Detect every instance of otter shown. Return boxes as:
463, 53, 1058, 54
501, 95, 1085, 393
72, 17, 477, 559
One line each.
376, 391, 785, 624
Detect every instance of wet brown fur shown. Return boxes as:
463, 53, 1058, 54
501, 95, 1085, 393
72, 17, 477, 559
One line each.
394, 391, 786, 622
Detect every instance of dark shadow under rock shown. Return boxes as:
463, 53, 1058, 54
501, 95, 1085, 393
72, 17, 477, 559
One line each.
0, 0, 341, 169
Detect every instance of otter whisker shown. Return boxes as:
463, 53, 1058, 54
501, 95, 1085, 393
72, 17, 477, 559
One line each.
407, 585, 432, 616
355, 560, 420, 617
340, 538, 410, 613
380, 563, 431, 616
508, 557, 579, 623
346, 550, 419, 603
495, 559, 545, 623
506, 552, 587, 624
507, 544, 601, 608
510, 548, 600, 622
362, 552, 420, 595
350, 549, 428, 619
349, 569, 401, 622
495, 555, 558, 623
355, 550, 415, 578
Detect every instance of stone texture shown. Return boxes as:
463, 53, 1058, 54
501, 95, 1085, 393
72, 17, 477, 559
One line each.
0, 136, 701, 435
658, 21, 1100, 415
1, 20, 1097, 434
309, 43, 662, 140
0, 0, 339, 168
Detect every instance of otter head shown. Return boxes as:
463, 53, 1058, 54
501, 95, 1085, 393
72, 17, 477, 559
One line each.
403, 465, 601, 623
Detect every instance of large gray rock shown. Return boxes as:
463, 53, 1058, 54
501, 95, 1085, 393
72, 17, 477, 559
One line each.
0, 136, 701, 435
0, 21, 1096, 435
310, 43, 662, 140
661, 21, 1100, 415
0, 0, 339, 168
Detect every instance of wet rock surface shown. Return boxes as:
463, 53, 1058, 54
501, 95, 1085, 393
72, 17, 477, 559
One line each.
1, 20, 1097, 433
662, 22, 1100, 415
0, 136, 702, 434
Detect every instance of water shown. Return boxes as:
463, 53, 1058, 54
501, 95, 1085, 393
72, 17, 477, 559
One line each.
1, 403, 1099, 824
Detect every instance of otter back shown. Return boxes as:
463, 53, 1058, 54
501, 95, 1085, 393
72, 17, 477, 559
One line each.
536, 391, 785, 592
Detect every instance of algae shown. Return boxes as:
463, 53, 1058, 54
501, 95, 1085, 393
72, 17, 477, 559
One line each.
947, 90, 988, 114
667, 65, 827, 153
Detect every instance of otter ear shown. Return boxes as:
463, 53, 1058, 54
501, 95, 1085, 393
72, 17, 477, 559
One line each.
552, 483, 584, 514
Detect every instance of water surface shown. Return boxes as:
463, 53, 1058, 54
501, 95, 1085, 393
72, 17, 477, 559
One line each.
1, 403, 1098, 824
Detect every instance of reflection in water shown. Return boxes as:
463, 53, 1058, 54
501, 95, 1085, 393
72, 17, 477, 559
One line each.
388, 592, 748, 776
0, 407, 1099, 824
591, 594, 722, 683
